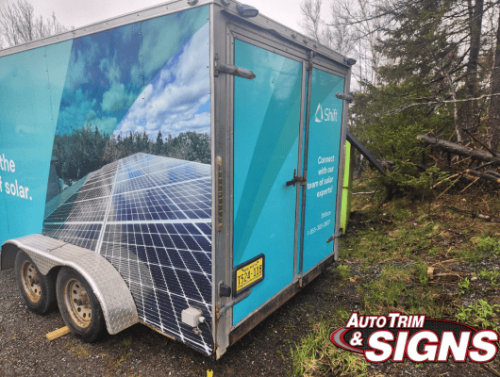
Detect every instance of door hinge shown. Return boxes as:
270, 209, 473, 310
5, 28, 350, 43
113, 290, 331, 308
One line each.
214, 53, 256, 79
286, 169, 307, 187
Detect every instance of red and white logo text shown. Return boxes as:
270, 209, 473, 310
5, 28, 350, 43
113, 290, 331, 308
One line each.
330, 312, 499, 363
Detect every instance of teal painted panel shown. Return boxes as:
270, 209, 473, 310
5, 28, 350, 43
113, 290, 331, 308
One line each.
301, 69, 344, 273
233, 40, 303, 325
0, 41, 72, 246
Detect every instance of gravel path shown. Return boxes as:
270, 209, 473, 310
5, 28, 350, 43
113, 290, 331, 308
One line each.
0, 267, 308, 377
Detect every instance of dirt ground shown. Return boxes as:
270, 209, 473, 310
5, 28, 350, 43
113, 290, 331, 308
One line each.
2, 256, 498, 377
0, 262, 333, 377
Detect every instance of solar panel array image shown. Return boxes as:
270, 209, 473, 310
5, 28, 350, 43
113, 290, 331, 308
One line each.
43, 153, 213, 355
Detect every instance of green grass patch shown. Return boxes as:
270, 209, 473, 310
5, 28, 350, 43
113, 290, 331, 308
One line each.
359, 265, 445, 317
479, 268, 500, 287
121, 338, 132, 346
479, 268, 500, 281
335, 265, 352, 279
458, 277, 472, 296
456, 299, 500, 332
290, 321, 368, 377
477, 237, 500, 255
415, 263, 428, 286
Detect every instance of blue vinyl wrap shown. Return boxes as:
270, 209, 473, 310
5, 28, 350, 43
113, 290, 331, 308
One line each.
1, 6, 211, 356
0, 41, 72, 243
301, 69, 344, 273
233, 40, 303, 326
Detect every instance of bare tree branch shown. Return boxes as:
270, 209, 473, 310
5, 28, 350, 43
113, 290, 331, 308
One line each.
0, 0, 68, 49
378, 93, 500, 117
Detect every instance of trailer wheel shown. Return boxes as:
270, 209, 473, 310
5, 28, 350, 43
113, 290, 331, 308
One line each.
15, 250, 56, 314
56, 267, 106, 343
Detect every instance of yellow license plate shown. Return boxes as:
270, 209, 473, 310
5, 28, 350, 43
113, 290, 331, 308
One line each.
235, 256, 264, 293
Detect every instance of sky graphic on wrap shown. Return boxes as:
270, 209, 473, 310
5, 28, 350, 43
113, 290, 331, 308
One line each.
54, 6, 209, 139
115, 23, 210, 138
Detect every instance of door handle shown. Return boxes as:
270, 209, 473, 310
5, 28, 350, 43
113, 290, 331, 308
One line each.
286, 169, 307, 187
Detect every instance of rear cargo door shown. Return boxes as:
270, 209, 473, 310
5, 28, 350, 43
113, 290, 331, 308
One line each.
299, 68, 345, 274
232, 39, 304, 325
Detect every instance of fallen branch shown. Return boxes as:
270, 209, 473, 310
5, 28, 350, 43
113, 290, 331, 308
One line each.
352, 191, 376, 195
436, 175, 463, 198
417, 134, 500, 164
463, 129, 498, 157
430, 258, 460, 267
486, 170, 500, 178
445, 205, 500, 223
432, 173, 460, 189
475, 161, 495, 170
459, 177, 480, 193
464, 169, 500, 184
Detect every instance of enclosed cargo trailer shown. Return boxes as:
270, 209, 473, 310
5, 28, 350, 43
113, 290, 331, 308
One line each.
0, 0, 353, 358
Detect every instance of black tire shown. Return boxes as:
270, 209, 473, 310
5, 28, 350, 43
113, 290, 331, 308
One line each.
15, 250, 56, 314
56, 267, 106, 343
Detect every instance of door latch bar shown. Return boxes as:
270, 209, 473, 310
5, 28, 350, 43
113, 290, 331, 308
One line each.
326, 231, 344, 243
286, 169, 307, 187
214, 54, 256, 79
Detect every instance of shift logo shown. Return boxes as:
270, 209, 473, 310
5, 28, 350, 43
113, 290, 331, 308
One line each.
331, 312, 499, 363
315, 104, 338, 123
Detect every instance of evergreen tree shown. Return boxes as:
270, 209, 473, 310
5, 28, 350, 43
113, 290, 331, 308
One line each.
155, 131, 164, 156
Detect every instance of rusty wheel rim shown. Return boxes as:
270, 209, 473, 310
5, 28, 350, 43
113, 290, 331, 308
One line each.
20, 261, 42, 303
64, 278, 92, 328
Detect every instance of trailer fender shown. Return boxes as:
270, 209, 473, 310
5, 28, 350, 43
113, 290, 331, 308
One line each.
1, 234, 139, 335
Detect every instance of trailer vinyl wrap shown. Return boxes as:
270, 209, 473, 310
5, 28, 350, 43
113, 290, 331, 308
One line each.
0, 0, 351, 358
0, 5, 213, 355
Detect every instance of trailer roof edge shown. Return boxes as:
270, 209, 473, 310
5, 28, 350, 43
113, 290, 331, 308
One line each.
0, 0, 351, 67
0, 0, 212, 58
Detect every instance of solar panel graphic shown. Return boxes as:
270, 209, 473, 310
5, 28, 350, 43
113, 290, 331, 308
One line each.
43, 153, 213, 355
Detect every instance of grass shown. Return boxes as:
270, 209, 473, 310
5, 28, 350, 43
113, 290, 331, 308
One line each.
65, 342, 90, 358
456, 299, 500, 332
289, 185, 500, 374
114, 352, 132, 368
477, 237, 500, 255
74, 345, 90, 358
290, 321, 368, 377
458, 277, 472, 295
335, 265, 352, 279
121, 338, 132, 346
415, 263, 429, 285
479, 268, 500, 287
